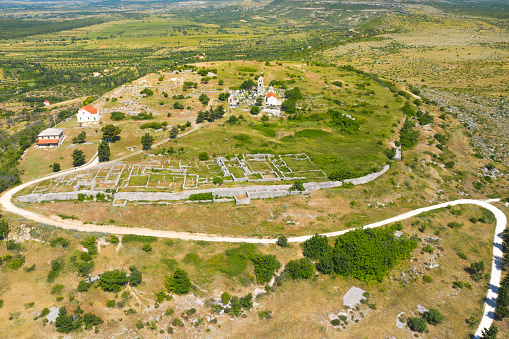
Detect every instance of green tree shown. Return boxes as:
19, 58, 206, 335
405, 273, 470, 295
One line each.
285, 258, 315, 279
480, 323, 498, 339
255, 97, 264, 106
198, 152, 208, 161
199, 94, 210, 106
97, 269, 127, 292
83, 97, 96, 106
52, 162, 61, 172
250, 106, 260, 115
423, 308, 444, 325
407, 317, 427, 332
141, 133, 154, 150
72, 131, 86, 144
101, 124, 121, 142
110, 112, 125, 121
302, 234, 331, 260
173, 102, 184, 109
169, 126, 178, 139
165, 268, 191, 295
55, 307, 81, 333
251, 254, 281, 284
72, 149, 85, 167
218, 92, 229, 101
129, 270, 143, 287
98, 141, 110, 162
0, 219, 9, 240
212, 177, 223, 185
469, 261, 485, 282
276, 235, 288, 247
292, 180, 305, 191
240, 79, 255, 90
221, 292, 231, 305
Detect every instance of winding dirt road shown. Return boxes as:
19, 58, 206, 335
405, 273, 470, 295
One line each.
0, 158, 505, 337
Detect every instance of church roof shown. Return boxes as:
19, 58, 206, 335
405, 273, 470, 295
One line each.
267, 92, 277, 99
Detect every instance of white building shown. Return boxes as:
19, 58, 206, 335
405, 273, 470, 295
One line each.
36, 128, 64, 147
44, 100, 50, 106
266, 89, 281, 106
77, 105, 100, 122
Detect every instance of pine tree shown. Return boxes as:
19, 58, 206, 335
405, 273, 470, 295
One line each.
480, 324, 498, 339
169, 127, 179, 139
141, 133, 154, 150
98, 141, 110, 162
71, 150, 85, 167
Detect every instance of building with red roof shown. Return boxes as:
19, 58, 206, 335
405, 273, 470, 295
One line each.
35, 128, 63, 147
77, 105, 100, 122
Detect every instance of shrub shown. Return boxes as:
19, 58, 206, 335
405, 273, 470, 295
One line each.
172, 318, 184, 327
221, 292, 231, 305
423, 275, 433, 283
319, 226, 417, 282
98, 269, 127, 292
212, 176, 223, 185
407, 317, 427, 332
122, 235, 157, 243
447, 222, 462, 229
189, 193, 213, 201
302, 234, 331, 260
142, 243, 152, 252
469, 261, 485, 282
251, 254, 281, 284
457, 252, 467, 260
9, 255, 25, 269
331, 319, 341, 326
129, 269, 143, 286
444, 161, 455, 169
50, 237, 70, 248
140, 122, 162, 130
276, 235, 289, 247
51, 284, 65, 294
400, 119, 419, 150
258, 310, 272, 319
422, 244, 434, 254
239, 293, 253, 310
110, 112, 125, 121
109, 235, 119, 244
77, 281, 92, 292
0, 220, 9, 240
285, 258, 315, 279
292, 180, 305, 192
165, 268, 191, 295
106, 299, 115, 308
423, 308, 444, 325
198, 152, 209, 161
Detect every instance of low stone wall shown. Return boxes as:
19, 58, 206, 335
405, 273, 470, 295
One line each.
18, 165, 390, 205
18, 190, 112, 203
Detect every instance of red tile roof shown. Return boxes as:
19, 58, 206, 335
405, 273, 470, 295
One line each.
267, 92, 277, 99
36, 138, 60, 145
81, 105, 98, 114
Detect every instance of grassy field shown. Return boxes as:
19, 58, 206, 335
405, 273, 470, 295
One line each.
0, 202, 501, 338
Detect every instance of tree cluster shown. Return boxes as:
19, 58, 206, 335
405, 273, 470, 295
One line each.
55, 306, 103, 333
195, 105, 225, 124
304, 226, 418, 282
